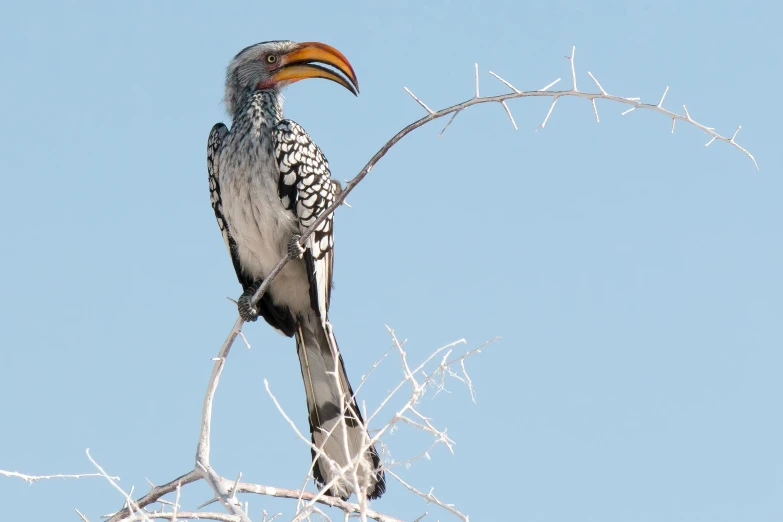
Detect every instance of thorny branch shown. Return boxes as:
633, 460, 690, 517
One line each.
249, 47, 757, 321
4, 45, 756, 522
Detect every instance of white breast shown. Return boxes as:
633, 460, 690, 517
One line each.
219, 130, 312, 316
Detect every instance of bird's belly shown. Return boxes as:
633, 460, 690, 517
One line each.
221, 163, 311, 316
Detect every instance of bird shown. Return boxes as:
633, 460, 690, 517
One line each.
206, 40, 385, 501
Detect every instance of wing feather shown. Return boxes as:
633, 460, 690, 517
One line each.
274, 120, 337, 319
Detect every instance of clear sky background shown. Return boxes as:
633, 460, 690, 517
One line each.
0, 1, 780, 521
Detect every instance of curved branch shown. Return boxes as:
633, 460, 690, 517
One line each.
249, 52, 756, 311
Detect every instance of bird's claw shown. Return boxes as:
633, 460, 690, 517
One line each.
237, 284, 260, 322
288, 235, 305, 259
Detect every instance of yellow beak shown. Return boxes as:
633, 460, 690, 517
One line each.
270, 41, 359, 95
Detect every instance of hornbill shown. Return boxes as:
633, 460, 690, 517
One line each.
207, 40, 385, 500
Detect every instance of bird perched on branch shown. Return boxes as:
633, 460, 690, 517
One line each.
206, 40, 385, 500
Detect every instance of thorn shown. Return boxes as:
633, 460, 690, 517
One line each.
474, 63, 480, 98
537, 96, 560, 130
197, 497, 220, 510
671, 118, 676, 133
587, 71, 607, 95
591, 98, 600, 123
500, 101, 518, 130
340, 180, 353, 207
438, 109, 462, 138
567, 45, 578, 91
621, 106, 636, 116
539, 78, 561, 92
231, 472, 242, 495
403, 87, 434, 114
657, 86, 669, 108
488, 71, 521, 93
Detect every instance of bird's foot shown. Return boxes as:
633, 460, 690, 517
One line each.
288, 234, 305, 259
237, 281, 262, 322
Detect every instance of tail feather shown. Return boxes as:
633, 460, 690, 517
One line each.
295, 316, 385, 500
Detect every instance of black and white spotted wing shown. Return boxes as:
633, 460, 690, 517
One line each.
207, 124, 238, 272
208, 122, 296, 336
274, 120, 337, 319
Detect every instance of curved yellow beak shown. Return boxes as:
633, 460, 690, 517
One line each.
271, 41, 359, 95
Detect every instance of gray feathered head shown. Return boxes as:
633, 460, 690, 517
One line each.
224, 40, 359, 114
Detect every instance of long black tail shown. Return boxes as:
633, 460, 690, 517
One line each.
295, 316, 385, 500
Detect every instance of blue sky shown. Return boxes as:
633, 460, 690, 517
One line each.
0, 1, 780, 521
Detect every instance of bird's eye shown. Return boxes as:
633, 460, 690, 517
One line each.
266, 55, 278, 64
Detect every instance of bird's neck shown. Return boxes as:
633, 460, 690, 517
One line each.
232, 89, 283, 127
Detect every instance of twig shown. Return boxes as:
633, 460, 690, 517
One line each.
197, 316, 244, 466
386, 470, 468, 522
403, 87, 434, 114
567, 46, 578, 91
0, 470, 117, 483
106, 472, 200, 522
86, 449, 150, 522
120, 513, 239, 522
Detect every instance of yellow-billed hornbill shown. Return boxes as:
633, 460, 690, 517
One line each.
207, 41, 385, 500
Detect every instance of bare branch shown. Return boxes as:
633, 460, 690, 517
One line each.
172, 481, 181, 522
106, 472, 200, 522
386, 470, 468, 522
121, 513, 239, 522
197, 317, 244, 466
0, 470, 117, 483
86, 449, 150, 522
234, 481, 403, 522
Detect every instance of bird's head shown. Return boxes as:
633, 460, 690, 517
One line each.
224, 40, 359, 114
